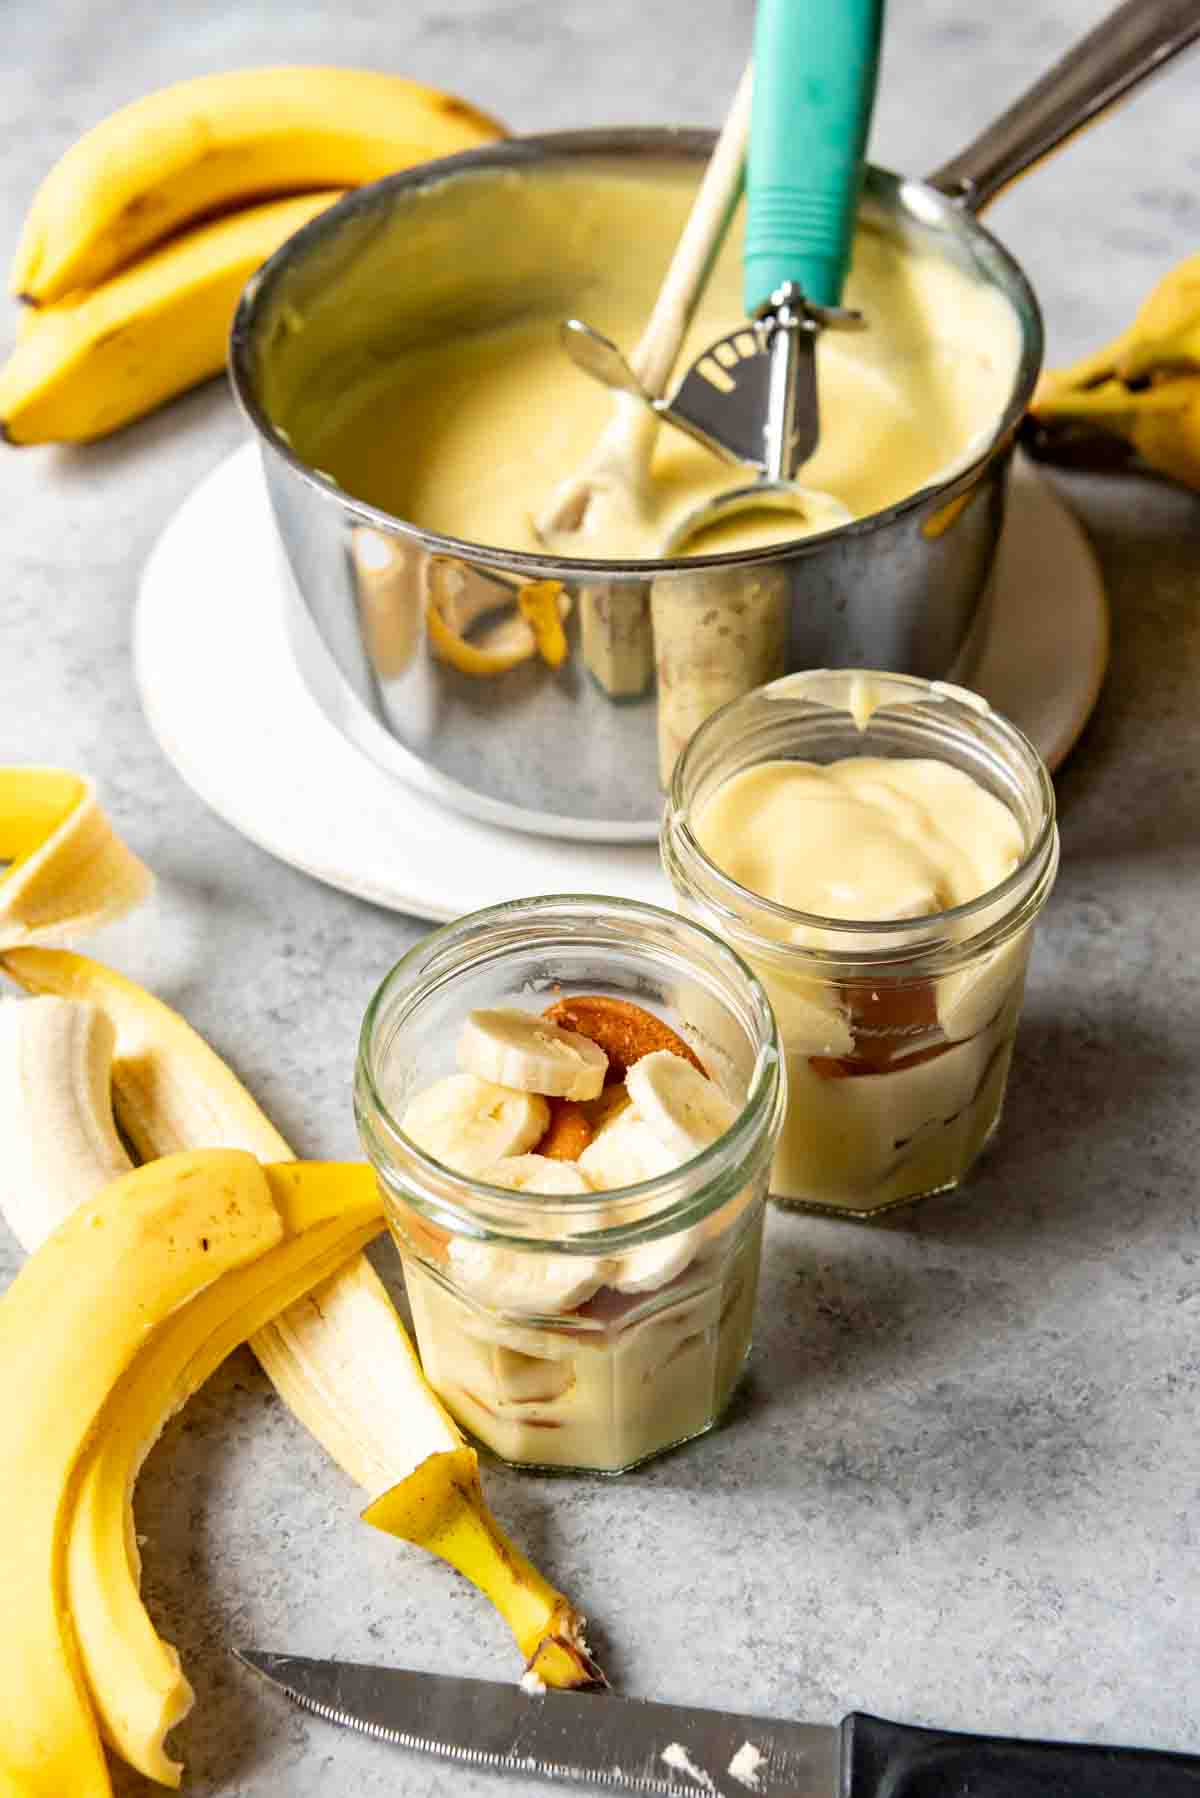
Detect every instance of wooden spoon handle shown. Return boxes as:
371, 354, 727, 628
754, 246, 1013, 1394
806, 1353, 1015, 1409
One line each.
629, 61, 753, 398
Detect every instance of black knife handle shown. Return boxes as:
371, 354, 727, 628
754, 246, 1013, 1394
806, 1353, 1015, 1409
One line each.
843, 1711, 1200, 1796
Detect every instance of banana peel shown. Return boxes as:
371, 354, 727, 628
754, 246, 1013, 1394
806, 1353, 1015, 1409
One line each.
1031, 252, 1200, 490
364, 1449, 603, 1688
1, 944, 603, 1697
0, 945, 442, 1489
428, 593, 539, 675
0, 768, 152, 949
428, 578, 572, 678
0, 1150, 283, 1798
67, 1161, 382, 1786
0, 767, 602, 1793
518, 581, 569, 670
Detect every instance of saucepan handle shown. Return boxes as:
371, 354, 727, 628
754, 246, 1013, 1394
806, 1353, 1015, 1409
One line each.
926, 0, 1200, 214
842, 1711, 1200, 1797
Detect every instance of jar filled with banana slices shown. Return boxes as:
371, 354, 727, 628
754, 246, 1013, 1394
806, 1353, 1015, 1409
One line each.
356, 896, 785, 1473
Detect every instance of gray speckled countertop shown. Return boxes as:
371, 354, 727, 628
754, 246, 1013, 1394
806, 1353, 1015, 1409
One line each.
3, 3, 1200, 1794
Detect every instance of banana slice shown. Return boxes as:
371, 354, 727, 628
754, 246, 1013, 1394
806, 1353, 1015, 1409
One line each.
610, 1229, 700, 1296
448, 1234, 608, 1314
458, 1008, 607, 1101
625, 1051, 738, 1162
577, 1112, 681, 1189
574, 1113, 707, 1295
484, 1155, 595, 1195
449, 1156, 608, 1310
447, 1153, 608, 1312
401, 1073, 549, 1175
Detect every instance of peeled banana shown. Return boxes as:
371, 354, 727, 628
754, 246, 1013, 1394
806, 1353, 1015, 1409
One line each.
0, 757, 602, 1789
1, 947, 601, 1697
0, 767, 152, 948
0, 191, 340, 444
1031, 252, 1200, 488
12, 67, 505, 304
0, 997, 131, 1252
0, 1150, 283, 1798
0, 946, 293, 1167
0, 945, 461, 1491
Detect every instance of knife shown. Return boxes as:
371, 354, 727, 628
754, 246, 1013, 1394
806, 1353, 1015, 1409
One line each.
236, 1649, 1200, 1795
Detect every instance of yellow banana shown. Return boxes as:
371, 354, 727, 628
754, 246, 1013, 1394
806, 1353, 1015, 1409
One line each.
1032, 372, 1200, 489
1036, 251, 1200, 397
0, 1150, 282, 1798
0, 191, 340, 444
1031, 251, 1200, 491
66, 1161, 382, 1786
12, 67, 505, 304
1, 948, 601, 1691
0, 767, 152, 947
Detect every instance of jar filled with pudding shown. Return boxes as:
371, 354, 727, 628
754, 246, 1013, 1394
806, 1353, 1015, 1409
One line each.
356, 897, 784, 1473
661, 671, 1059, 1216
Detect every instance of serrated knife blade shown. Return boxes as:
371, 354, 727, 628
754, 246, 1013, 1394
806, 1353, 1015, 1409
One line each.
235, 1650, 838, 1797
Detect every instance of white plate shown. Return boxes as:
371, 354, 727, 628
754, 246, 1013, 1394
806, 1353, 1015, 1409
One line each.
135, 444, 1108, 924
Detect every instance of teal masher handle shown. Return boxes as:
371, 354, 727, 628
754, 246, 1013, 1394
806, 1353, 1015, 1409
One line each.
744, 0, 885, 315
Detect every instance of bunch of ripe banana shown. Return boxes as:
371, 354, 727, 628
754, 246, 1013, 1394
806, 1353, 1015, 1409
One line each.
1030, 252, 1200, 489
0, 68, 505, 445
0, 768, 598, 1797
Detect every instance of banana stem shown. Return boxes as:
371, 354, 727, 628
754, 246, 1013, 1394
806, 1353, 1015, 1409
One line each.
362, 1448, 603, 1688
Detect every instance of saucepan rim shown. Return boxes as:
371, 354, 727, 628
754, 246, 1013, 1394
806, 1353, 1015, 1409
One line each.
228, 126, 1044, 580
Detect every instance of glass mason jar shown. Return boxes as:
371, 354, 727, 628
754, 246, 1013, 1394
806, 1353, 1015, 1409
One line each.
355, 896, 785, 1474
661, 671, 1059, 1217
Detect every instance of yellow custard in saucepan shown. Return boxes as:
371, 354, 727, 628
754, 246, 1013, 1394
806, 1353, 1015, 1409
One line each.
296, 166, 1022, 559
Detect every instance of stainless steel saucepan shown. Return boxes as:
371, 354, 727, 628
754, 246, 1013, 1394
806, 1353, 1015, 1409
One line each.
230, 0, 1198, 843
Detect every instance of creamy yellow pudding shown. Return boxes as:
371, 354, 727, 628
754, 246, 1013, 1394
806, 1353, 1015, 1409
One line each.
379, 994, 771, 1472
689, 753, 1034, 1212
693, 757, 1024, 925
299, 166, 1021, 560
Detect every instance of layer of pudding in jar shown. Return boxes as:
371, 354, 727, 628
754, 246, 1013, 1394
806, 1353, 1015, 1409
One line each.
690, 754, 1031, 1213
387, 996, 769, 1472
402, 1200, 761, 1474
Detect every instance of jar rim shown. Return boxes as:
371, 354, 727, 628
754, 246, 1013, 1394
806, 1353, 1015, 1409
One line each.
664, 672, 1058, 961
355, 893, 785, 1251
